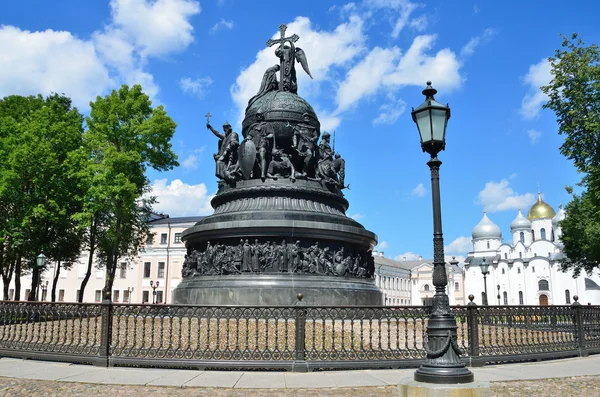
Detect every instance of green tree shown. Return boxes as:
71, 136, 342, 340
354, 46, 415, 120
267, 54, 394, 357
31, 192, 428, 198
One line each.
82, 85, 178, 300
0, 94, 85, 300
542, 33, 600, 275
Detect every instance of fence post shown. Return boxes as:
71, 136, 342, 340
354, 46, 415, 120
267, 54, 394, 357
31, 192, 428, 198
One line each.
292, 293, 308, 372
572, 295, 588, 357
98, 296, 113, 367
467, 294, 483, 367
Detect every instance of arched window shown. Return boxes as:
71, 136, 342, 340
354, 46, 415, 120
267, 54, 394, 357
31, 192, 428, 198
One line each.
520, 232, 524, 243
551, 229, 555, 242
565, 289, 571, 304
505, 253, 508, 259
502, 268, 505, 274
532, 229, 535, 241
517, 267, 521, 274
541, 228, 546, 240
424, 284, 430, 291
538, 280, 549, 291
519, 291, 524, 305
503, 291, 508, 305
519, 252, 522, 259
487, 241, 490, 249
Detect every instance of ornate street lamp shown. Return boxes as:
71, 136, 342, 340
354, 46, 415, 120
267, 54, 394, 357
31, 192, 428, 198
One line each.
30, 253, 47, 301
480, 258, 490, 305
411, 82, 473, 384
150, 280, 160, 304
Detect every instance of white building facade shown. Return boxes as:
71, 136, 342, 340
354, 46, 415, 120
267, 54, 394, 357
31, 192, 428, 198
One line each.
373, 252, 412, 305
1, 216, 204, 304
464, 193, 600, 306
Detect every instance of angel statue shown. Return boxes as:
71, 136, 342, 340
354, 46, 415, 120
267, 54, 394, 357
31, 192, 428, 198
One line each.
266, 24, 312, 94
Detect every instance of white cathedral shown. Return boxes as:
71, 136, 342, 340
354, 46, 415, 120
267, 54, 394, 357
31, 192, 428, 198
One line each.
463, 192, 600, 306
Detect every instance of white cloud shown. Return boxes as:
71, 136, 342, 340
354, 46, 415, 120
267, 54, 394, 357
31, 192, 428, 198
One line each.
411, 183, 426, 197
0, 0, 200, 108
350, 212, 365, 220
373, 97, 406, 125
445, 236, 472, 255
376, 241, 390, 251
150, 178, 214, 216
528, 128, 542, 144
394, 252, 421, 261
109, 0, 200, 58
182, 154, 198, 169
520, 58, 551, 119
179, 77, 213, 97
476, 179, 536, 212
209, 18, 234, 34
460, 28, 496, 58
0, 26, 113, 109
364, 0, 422, 38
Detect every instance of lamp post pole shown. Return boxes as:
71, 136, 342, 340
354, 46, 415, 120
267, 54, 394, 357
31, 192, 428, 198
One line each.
497, 285, 501, 306
411, 82, 473, 384
480, 258, 489, 305
150, 280, 159, 304
126, 287, 134, 303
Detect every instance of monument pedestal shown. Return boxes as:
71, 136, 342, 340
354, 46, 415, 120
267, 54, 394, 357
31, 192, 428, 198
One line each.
396, 378, 491, 397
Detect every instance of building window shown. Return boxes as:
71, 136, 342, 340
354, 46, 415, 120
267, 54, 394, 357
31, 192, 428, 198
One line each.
424, 284, 430, 291
454, 282, 459, 291
143, 262, 151, 278
120, 262, 127, 278
481, 292, 486, 305
519, 291, 524, 305
160, 233, 167, 244
9, 289, 14, 300
503, 291, 508, 305
541, 228, 546, 240
548, 252, 552, 258
532, 266, 535, 273
520, 232, 524, 243
534, 253, 537, 257
113, 290, 120, 303
146, 233, 154, 245
25, 289, 31, 300
502, 268, 505, 275
532, 229, 535, 241
517, 267, 521, 274
538, 279, 549, 291
565, 289, 571, 304
423, 297, 433, 306
551, 229, 555, 242
58, 290, 65, 302
95, 290, 102, 302
174, 233, 181, 243
156, 290, 164, 304
123, 289, 130, 303
142, 291, 149, 303
158, 262, 165, 278
505, 253, 508, 259
487, 241, 490, 249
519, 252, 522, 259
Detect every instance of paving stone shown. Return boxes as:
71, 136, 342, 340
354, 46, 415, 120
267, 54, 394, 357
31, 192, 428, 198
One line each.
183, 371, 243, 387
234, 372, 286, 388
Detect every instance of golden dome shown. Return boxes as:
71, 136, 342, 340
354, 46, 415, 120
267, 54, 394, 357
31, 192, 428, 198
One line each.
527, 192, 556, 220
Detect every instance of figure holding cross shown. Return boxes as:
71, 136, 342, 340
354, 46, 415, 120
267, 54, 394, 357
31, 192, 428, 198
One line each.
266, 24, 312, 94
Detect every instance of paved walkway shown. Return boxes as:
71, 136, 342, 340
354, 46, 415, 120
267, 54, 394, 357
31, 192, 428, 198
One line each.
0, 355, 599, 389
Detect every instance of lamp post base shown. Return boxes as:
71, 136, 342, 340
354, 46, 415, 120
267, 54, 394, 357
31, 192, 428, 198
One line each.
414, 313, 474, 384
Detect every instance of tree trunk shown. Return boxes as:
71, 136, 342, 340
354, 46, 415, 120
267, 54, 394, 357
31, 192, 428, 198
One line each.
78, 221, 96, 303
14, 256, 21, 301
2, 275, 10, 300
103, 217, 121, 301
28, 266, 39, 301
51, 261, 61, 302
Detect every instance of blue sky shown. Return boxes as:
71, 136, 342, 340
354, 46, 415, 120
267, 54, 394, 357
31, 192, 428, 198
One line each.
1, 0, 598, 262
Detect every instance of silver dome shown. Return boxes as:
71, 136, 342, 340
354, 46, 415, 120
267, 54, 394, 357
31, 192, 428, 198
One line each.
510, 209, 531, 231
472, 212, 502, 240
552, 205, 566, 226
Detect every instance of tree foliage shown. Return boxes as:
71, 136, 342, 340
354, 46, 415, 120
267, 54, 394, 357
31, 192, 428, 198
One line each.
84, 85, 178, 299
542, 33, 600, 275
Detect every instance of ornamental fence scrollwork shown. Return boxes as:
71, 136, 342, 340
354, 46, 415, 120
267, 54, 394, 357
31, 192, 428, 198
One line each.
0, 298, 598, 371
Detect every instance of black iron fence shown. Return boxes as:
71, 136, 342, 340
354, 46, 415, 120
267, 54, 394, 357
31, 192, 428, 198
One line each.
0, 295, 598, 371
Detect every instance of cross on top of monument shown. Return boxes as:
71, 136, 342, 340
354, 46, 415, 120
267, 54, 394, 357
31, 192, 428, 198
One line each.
265, 24, 299, 49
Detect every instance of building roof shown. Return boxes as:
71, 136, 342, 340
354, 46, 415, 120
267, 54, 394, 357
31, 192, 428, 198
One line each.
464, 255, 501, 266
472, 212, 502, 240
528, 192, 556, 220
585, 278, 600, 291
373, 255, 415, 271
149, 216, 206, 225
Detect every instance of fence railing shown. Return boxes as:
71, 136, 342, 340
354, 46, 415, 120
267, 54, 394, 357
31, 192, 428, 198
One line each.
0, 295, 598, 371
